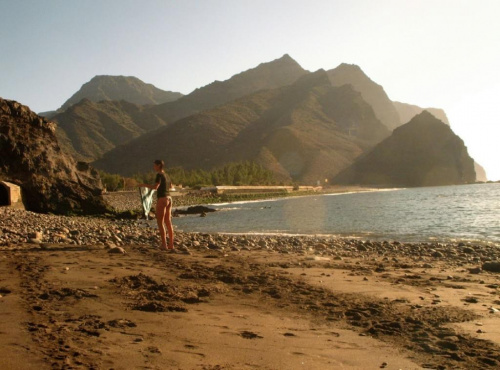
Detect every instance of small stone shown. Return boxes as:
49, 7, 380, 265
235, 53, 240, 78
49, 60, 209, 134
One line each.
258, 240, 268, 248
468, 267, 482, 274
108, 246, 126, 254
30, 231, 43, 240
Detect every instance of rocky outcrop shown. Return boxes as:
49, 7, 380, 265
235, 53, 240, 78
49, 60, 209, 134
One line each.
333, 111, 476, 187
59, 75, 183, 112
0, 98, 109, 214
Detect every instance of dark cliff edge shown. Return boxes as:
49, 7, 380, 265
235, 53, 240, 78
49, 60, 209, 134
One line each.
333, 111, 476, 187
0, 98, 109, 215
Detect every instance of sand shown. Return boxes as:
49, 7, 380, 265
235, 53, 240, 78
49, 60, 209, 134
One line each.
1, 234, 499, 369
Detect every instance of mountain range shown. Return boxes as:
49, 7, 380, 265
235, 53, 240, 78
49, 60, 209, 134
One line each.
93, 70, 390, 183
36, 54, 483, 184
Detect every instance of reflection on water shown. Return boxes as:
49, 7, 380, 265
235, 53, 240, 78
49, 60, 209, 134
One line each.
174, 183, 500, 244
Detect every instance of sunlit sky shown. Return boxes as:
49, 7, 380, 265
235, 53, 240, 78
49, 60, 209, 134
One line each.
2, 0, 499, 180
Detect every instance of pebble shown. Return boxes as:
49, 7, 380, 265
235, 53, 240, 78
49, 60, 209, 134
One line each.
108, 247, 126, 254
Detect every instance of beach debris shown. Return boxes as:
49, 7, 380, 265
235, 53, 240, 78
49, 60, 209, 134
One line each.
239, 330, 263, 339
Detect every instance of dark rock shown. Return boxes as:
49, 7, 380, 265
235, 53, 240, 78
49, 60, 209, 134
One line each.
482, 262, 500, 273
175, 206, 216, 215
468, 267, 482, 274
0, 98, 109, 215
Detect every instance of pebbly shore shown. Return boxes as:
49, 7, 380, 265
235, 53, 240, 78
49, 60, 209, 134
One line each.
1, 206, 499, 273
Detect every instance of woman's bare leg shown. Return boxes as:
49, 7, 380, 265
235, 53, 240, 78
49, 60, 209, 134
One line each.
164, 197, 174, 249
156, 198, 167, 249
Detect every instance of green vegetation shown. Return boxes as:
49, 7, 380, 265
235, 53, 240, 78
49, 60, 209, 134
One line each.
100, 162, 279, 191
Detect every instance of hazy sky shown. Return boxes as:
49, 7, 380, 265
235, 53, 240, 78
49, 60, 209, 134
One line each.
1, 0, 499, 180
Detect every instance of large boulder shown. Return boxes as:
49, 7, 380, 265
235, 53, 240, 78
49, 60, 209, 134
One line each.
0, 98, 109, 214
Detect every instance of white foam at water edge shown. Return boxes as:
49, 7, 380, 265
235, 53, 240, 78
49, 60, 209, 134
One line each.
210, 198, 281, 206
323, 188, 404, 196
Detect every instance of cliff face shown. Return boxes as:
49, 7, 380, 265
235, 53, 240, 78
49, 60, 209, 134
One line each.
333, 111, 476, 187
0, 98, 108, 214
59, 75, 182, 111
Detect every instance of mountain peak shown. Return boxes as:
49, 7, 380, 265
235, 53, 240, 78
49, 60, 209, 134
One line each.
292, 69, 330, 89
58, 75, 183, 111
327, 63, 401, 130
400, 109, 447, 129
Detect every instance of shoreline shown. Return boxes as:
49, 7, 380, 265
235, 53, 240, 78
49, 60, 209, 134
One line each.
104, 185, 392, 211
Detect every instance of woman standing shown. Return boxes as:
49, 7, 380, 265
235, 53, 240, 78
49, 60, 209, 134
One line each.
140, 160, 174, 250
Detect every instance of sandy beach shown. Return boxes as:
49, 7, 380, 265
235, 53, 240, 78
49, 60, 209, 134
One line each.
1, 200, 499, 369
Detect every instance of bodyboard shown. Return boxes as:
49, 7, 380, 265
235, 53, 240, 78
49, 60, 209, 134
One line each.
139, 187, 156, 219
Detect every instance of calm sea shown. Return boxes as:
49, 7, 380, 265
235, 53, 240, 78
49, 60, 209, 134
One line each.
173, 183, 500, 244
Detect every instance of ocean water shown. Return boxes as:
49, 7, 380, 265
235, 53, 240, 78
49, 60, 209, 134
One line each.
173, 183, 500, 244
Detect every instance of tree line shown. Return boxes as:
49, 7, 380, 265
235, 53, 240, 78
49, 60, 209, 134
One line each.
99, 161, 279, 191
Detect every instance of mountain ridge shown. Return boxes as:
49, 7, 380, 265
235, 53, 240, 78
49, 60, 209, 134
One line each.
52, 98, 168, 162
147, 54, 309, 124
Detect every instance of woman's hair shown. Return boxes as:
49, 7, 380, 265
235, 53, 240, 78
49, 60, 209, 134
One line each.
154, 159, 164, 170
